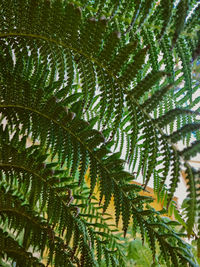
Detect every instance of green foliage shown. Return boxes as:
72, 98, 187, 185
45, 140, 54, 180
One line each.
0, 0, 200, 266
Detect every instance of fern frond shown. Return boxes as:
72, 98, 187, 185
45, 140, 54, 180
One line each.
191, 32, 200, 62
137, 0, 155, 29
157, 0, 174, 38
161, 35, 175, 83
0, 228, 44, 267
119, 46, 148, 86
142, 28, 159, 71
128, 71, 167, 99
158, 137, 171, 190
109, 41, 137, 75
0, 0, 199, 265
180, 140, 200, 160
176, 37, 192, 102
184, 163, 197, 236
171, 0, 189, 46
167, 123, 200, 143
185, 3, 200, 33
155, 108, 199, 128
142, 84, 173, 113
0, 136, 127, 265
167, 148, 180, 206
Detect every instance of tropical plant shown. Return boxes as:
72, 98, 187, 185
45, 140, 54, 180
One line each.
0, 0, 200, 266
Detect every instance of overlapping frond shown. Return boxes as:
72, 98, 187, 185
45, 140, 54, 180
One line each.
0, 131, 129, 266
0, 228, 44, 267
0, 0, 200, 266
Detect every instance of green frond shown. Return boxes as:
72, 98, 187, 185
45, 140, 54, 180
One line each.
0, 0, 200, 265
109, 41, 137, 75
176, 37, 192, 102
168, 123, 200, 143
167, 148, 180, 206
184, 163, 197, 236
155, 108, 199, 128
122, 195, 131, 237
0, 136, 123, 265
192, 32, 200, 62
0, 228, 44, 267
142, 28, 159, 71
157, 0, 174, 38
0, 183, 59, 257
99, 30, 121, 64
119, 46, 148, 86
128, 71, 167, 99
158, 137, 171, 190
161, 34, 175, 83
142, 84, 173, 112
180, 140, 200, 160
143, 127, 159, 189
171, 0, 189, 46
185, 3, 200, 33
113, 183, 122, 226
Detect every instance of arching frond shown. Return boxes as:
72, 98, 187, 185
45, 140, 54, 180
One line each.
0, 0, 200, 266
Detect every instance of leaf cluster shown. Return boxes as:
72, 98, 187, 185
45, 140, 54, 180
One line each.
0, 0, 200, 266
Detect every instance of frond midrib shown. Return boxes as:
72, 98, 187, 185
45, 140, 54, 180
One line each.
0, 103, 125, 189
0, 156, 121, 250
0, 207, 48, 230
1, 108, 185, 260
0, 162, 45, 181
0, 32, 184, 166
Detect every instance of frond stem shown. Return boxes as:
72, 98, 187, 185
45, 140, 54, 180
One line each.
0, 34, 182, 155
0, 208, 48, 230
